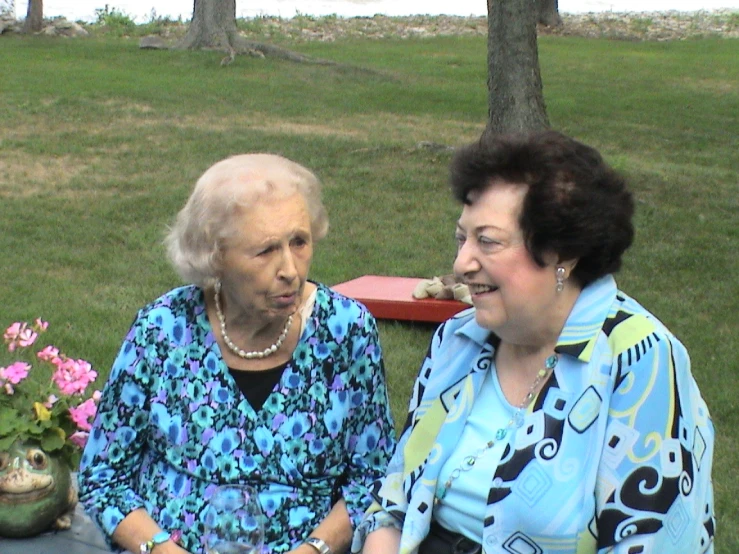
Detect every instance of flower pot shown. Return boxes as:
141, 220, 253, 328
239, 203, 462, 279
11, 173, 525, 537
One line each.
0, 440, 77, 538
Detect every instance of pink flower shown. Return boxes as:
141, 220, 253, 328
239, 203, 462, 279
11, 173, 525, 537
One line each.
51, 358, 97, 395
3, 322, 38, 351
3, 322, 23, 342
1, 362, 31, 385
69, 431, 89, 448
34, 318, 49, 331
17, 328, 38, 348
44, 394, 59, 408
37, 345, 61, 363
68, 398, 98, 431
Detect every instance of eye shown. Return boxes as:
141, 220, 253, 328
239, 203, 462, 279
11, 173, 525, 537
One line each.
0, 452, 9, 471
291, 236, 308, 248
258, 245, 276, 256
478, 235, 502, 248
26, 449, 48, 471
454, 233, 466, 247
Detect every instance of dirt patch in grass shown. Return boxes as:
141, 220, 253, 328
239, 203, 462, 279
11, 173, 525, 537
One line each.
0, 152, 85, 198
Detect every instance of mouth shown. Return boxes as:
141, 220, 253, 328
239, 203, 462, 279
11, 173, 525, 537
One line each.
0, 482, 54, 504
467, 283, 499, 296
273, 290, 299, 305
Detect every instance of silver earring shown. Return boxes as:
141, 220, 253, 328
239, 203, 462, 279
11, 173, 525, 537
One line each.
555, 267, 566, 293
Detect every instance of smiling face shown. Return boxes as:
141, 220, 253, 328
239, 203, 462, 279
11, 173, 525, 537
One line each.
453, 181, 571, 344
218, 191, 313, 326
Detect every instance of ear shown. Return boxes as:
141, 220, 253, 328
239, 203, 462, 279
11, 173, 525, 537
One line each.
556, 258, 579, 280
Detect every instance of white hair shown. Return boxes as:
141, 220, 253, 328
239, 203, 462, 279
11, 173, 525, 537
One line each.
165, 153, 329, 287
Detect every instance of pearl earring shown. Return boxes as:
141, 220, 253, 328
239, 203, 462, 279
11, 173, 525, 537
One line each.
555, 267, 566, 293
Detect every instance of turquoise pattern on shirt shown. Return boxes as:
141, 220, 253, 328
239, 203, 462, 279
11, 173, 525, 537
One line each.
78, 283, 396, 554
352, 275, 715, 554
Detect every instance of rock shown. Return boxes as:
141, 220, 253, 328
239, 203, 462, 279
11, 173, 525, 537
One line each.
0, 14, 20, 34
39, 18, 89, 37
139, 35, 170, 49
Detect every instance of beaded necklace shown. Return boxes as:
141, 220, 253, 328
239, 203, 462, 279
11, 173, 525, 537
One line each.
214, 280, 293, 360
434, 354, 558, 506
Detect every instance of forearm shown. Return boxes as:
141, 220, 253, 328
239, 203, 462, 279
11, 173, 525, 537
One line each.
294, 499, 353, 554
112, 508, 190, 554
361, 526, 401, 554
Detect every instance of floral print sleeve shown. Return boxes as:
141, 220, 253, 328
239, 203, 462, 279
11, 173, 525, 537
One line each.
78, 283, 396, 554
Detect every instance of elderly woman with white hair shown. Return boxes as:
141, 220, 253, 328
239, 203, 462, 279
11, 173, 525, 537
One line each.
78, 154, 396, 554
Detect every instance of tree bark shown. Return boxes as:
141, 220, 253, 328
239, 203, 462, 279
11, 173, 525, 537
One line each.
484, 0, 549, 138
23, 0, 43, 33
537, 0, 563, 28
178, 0, 238, 50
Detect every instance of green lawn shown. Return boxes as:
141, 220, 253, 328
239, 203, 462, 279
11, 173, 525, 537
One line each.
1, 27, 737, 549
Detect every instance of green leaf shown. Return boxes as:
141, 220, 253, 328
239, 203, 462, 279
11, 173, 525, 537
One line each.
39, 428, 66, 452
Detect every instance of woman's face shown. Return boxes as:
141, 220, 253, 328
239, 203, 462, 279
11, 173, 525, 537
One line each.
453, 181, 562, 342
219, 192, 313, 323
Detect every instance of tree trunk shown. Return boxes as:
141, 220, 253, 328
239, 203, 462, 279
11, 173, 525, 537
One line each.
484, 0, 549, 137
178, 0, 238, 50
537, 0, 563, 28
23, 0, 42, 33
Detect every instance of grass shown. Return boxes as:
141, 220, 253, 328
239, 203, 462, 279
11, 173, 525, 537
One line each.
1, 24, 738, 549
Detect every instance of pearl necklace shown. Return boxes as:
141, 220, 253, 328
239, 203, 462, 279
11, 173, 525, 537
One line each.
434, 353, 558, 506
213, 280, 293, 360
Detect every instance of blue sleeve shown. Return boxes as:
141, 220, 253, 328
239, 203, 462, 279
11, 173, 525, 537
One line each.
77, 313, 152, 548
351, 322, 446, 551
596, 328, 715, 553
339, 311, 397, 529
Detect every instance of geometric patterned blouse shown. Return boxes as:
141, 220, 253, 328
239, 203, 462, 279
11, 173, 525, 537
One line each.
352, 275, 714, 554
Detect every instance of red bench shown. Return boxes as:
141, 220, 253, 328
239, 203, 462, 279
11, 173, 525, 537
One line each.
331, 275, 468, 323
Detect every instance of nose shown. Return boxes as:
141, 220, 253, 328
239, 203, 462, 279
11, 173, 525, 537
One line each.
453, 239, 480, 279
278, 247, 298, 282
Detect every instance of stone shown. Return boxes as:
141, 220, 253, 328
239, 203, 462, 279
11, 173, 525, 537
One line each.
139, 35, 170, 49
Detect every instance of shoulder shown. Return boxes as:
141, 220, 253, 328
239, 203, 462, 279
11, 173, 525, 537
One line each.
134, 285, 204, 328
317, 282, 376, 325
600, 289, 686, 360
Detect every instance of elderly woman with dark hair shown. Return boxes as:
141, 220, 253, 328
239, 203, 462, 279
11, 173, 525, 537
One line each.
353, 131, 714, 554
78, 154, 396, 554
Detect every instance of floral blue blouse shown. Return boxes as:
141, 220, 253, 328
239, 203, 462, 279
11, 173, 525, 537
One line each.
78, 283, 396, 554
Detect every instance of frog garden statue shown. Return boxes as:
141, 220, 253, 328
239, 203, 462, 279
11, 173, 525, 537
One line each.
0, 440, 77, 538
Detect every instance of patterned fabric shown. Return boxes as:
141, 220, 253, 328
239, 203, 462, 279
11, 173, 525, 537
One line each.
78, 283, 396, 554
352, 275, 714, 554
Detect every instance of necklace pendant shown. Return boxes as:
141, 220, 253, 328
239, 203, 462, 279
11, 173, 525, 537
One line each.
495, 428, 507, 440
513, 411, 525, 428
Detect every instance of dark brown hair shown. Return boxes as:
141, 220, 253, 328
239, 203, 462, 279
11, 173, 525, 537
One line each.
450, 130, 634, 286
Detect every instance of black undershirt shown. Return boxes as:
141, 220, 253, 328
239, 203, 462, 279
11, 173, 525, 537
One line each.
229, 362, 289, 412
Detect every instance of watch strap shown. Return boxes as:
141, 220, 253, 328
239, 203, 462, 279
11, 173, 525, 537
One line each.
304, 536, 332, 554
140, 530, 181, 554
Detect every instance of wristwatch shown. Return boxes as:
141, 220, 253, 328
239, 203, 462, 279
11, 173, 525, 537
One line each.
304, 537, 332, 554
140, 530, 182, 554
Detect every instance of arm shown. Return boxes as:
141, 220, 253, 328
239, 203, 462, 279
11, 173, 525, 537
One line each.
78, 313, 158, 549
112, 508, 191, 554
290, 500, 353, 554
309, 312, 395, 554
361, 527, 401, 554
595, 325, 715, 553
351, 323, 448, 553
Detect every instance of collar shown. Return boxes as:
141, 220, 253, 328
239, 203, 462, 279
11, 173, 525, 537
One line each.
554, 275, 618, 362
453, 275, 618, 363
